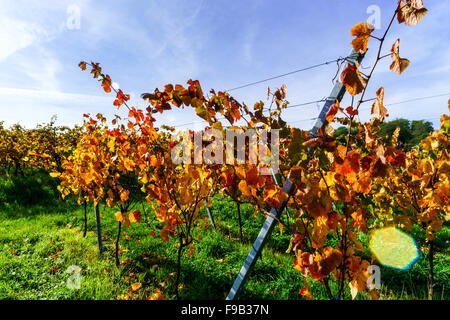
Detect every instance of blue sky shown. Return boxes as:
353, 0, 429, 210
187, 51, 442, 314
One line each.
1, 0, 449, 131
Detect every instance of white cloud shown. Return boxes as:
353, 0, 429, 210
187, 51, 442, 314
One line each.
0, 0, 75, 62
0, 18, 41, 62
10, 49, 63, 91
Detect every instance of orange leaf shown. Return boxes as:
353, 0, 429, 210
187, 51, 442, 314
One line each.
120, 190, 130, 202
123, 158, 135, 171
371, 87, 388, 121
279, 223, 284, 236
350, 209, 367, 232
129, 210, 142, 223
101, 75, 111, 93
325, 101, 342, 123
113, 90, 130, 108
90, 62, 102, 78
346, 151, 360, 173
350, 21, 374, 53
78, 61, 87, 70
148, 288, 166, 300
299, 288, 314, 300
353, 171, 372, 194
320, 247, 343, 275
238, 180, 252, 198
336, 151, 360, 176
339, 63, 366, 96
337, 145, 347, 159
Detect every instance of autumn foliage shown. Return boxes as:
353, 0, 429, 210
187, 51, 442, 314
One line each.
2, 0, 447, 301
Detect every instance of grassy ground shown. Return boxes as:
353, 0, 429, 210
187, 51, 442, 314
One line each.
0, 171, 449, 300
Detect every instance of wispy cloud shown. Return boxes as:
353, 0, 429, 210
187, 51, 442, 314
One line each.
0, 0, 448, 130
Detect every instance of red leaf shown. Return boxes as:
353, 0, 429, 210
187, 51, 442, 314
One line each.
78, 61, 87, 70
129, 210, 142, 223
325, 101, 342, 123
101, 74, 112, 93
345, 106, 358, 116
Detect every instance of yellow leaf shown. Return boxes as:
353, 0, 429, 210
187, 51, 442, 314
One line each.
212, 121, 223, 131
148, 288, 166, 300
123, 158, 134, 171
130, 282, 142, 292
115, 211, 123, 222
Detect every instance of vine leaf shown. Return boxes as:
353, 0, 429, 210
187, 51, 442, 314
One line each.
390, 39, 410, 75
129, 210, 142, 223
78, 61, 87, 71
339, 63, 367, 96
371, 87, 388, 121
350, 21, 374, 53
397, 0, 427, 26
325, 100, 342, 123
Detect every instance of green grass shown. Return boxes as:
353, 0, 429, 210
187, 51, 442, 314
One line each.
0, 201, 305, 300
0, 173, 448, 300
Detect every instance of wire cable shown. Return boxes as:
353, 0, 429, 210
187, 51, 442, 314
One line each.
225, 58, 343, 92
286, 92, 450, 125
385, 92, 450, 106
172, 92, 450, 128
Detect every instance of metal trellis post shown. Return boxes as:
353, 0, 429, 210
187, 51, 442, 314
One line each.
205, 198, 216, 230
226, 49, 365, 300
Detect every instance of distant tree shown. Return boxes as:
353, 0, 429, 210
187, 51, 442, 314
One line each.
334, 126, 348, 145
379, 119, 412, 148
333, 118, 434, 150
409, 120, 434, 147
333, 126, 358, 145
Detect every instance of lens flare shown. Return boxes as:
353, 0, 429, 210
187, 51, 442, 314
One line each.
369, 226, 420, 271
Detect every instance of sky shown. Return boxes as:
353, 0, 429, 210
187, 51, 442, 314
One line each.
0, 0, 449, 131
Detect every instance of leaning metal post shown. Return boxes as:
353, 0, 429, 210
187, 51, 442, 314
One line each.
226, 49, 365, 300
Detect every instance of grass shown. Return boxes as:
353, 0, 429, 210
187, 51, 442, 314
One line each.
0, 172, 449, 300
0, 201, 304, 300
